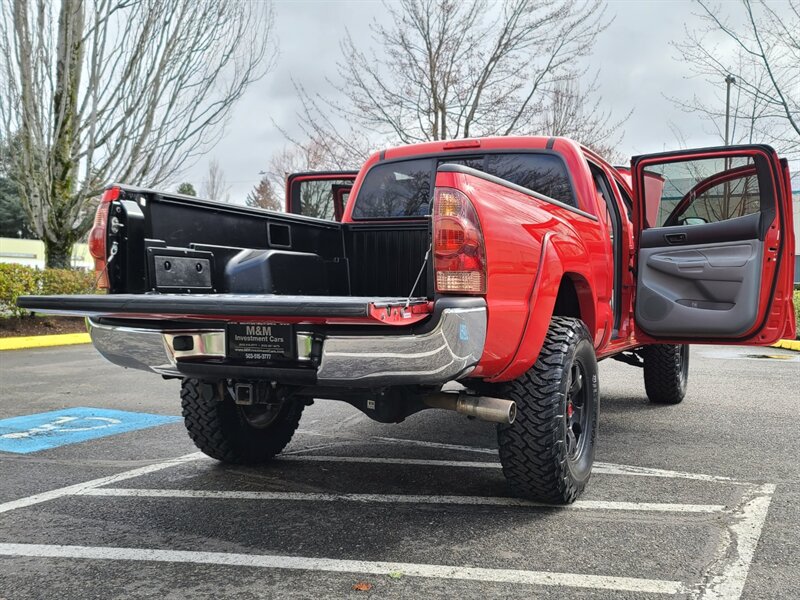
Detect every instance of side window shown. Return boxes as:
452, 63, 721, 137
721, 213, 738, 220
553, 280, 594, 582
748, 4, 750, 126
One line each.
435, 153, 576, 207
642, 157, 763, 228
485, 154, 575, 207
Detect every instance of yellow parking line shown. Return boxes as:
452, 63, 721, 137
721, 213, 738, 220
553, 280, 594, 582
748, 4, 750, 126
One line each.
0, 332, 91, 351
772, 339, 800, 352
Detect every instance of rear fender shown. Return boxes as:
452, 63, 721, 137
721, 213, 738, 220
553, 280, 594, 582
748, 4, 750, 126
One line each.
486, 235, 597, 382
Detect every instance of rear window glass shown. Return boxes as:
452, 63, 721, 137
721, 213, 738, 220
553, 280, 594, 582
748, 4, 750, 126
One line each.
352, 152, 574, 219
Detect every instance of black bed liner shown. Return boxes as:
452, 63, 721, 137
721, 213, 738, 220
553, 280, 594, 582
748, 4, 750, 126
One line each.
17, 294, 429, 319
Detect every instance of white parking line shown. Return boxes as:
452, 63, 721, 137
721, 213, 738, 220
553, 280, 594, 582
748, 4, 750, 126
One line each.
279, 454, 502, 469
369, 435, 499, 455
295, 433, 750, 484
0, 452, 204, 514
297, 430, 498, 454
0, 542, 689, 595
694, 484, 776, 599
277, 454, 748, 484
594, 463, 745, 484
0, 437, 776, 598
77, 487, 726, 513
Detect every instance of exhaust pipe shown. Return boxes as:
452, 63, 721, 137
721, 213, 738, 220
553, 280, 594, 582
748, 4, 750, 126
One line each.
424, 392, 516, 424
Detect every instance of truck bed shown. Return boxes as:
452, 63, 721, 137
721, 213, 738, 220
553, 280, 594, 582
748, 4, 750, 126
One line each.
97, 189, 432, 300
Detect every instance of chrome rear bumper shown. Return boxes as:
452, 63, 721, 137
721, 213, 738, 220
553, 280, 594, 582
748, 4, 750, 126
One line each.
86, 304, 486, 387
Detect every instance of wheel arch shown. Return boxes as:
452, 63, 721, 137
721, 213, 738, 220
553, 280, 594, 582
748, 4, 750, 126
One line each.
553, 272, 597, 335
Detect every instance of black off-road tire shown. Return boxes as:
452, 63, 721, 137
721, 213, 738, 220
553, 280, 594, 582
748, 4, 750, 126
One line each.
181, 378, 304, 464
496, 317, 599, 504
641, 344, 689, 405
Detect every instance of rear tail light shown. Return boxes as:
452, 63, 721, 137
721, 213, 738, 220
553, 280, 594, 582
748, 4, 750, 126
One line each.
87, 186, 120, 289
432, 187, 486, 294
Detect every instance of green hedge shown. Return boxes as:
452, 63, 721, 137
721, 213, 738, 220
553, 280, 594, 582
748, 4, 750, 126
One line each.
794, 289, 800, 338
0, 263, 98, 318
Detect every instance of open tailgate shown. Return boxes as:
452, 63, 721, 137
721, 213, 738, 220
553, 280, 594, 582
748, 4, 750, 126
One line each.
17, 294, 433, 326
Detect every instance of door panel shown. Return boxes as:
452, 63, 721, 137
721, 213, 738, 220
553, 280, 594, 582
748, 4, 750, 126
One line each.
639, 212, 760, 248
631, 145, 794, 344
637, 239, 762, 336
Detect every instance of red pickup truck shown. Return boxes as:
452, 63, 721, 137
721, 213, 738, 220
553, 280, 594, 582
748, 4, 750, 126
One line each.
20, 136, 796, 504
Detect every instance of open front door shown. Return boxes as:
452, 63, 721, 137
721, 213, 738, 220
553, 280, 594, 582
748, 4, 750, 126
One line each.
632, 145, 795, 345
286, 171, 357, 221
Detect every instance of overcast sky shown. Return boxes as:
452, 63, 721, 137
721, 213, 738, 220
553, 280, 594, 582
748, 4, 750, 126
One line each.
180, 0, 778, 202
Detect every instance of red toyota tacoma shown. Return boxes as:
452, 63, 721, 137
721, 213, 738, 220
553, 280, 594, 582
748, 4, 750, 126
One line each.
20, 137, 796, 504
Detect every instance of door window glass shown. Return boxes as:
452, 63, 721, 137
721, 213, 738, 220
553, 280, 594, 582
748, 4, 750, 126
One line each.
642, 156, 762, 228
296, 178, 356, 220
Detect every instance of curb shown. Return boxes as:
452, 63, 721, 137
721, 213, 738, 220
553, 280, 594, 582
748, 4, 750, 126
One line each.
772, 339, 800, 352
0, 332, 91, 351
0, 332, 797, 353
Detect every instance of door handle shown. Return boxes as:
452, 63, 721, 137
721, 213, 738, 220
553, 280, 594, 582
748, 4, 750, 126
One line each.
664, 232, 687, 245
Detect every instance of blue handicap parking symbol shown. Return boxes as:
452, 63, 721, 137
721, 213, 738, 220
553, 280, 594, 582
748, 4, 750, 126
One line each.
0, 407, 180, 454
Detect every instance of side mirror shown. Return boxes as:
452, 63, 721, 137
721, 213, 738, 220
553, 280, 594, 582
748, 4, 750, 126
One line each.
679, 216, 708, 226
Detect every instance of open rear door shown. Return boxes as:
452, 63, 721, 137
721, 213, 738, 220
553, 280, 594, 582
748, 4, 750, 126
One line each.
631, 145, 795, 345
286, 171, 357, 221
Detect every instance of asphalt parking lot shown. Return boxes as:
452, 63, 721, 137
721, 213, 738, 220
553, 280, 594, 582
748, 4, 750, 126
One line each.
0, 343, 798, 599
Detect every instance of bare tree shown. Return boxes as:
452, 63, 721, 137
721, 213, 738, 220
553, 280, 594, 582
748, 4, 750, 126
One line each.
254, 137, 359, 218
202, 159, 229, 203
540, 79, 628, 163
0, 0, 275, 267
264, 137, 357, 198
671, 0, 800, 157
293, 0, 623, 163
246, 176, 281, 211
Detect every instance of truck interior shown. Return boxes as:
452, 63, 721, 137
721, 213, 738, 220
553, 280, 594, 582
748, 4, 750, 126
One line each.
633, 148, 788, 339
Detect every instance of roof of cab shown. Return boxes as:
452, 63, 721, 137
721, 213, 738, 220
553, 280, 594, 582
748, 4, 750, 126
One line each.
382, 136, 569, 161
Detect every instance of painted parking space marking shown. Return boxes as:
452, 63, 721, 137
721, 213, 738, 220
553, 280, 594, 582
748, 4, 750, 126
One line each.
76, 487, 727, 513
280, 454, 505, 469
294, 433, 749, 483
0, 452, 204, 514
0, 408, 180, 454
0, 543, 689, 595
694, 484, 776, 600
278, 453, 746, 483
0, 431, 777, 599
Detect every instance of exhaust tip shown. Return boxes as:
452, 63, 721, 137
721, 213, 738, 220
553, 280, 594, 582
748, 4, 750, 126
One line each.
507, 402, 517, 424
423, 392, 516, 424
